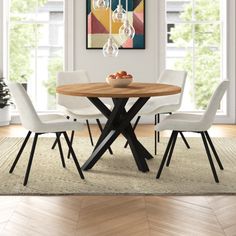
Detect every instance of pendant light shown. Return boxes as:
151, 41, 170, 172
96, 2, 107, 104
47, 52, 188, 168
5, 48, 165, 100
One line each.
93, 0, 109, 10
119, 0, 135, 40
103, 0, 119, 57
112, 0, 126, 22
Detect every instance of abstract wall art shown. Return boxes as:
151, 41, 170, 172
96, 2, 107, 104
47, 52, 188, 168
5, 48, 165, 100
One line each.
86, 0, 145, 49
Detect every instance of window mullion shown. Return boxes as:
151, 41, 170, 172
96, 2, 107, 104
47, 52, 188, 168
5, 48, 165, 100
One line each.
192, 0, 196, 110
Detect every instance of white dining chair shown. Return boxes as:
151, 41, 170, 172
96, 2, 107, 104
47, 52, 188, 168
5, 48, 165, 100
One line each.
125, 69, 189, 154
51, 70, 113, 157
156, 80, 229, 183
7, 82, 85, 186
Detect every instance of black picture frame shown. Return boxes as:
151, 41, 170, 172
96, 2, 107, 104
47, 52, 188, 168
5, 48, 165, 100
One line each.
86, 0, 146, 49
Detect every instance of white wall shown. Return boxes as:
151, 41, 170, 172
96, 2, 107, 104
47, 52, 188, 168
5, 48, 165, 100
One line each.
0, 0, 3, 76
226, 0, 236, 123
74, 0, 159, 84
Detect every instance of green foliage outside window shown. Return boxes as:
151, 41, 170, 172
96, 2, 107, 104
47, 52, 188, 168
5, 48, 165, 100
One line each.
170, 0, 221, 109
9, 0, 47, 82
44, 58, 63, 96
9, 0, 63, 110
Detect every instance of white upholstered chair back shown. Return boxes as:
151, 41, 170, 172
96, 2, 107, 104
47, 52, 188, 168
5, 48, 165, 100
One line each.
158, 69, 187, 109
202, 80, 229, 129
57, 70, 92, 110
7, 82, 41, 131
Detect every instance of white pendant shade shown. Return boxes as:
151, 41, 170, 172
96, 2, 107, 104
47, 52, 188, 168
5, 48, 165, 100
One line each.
112, 2, 126, 22
103, 37, 119, 57
93, 0, 109, 10
119, 19, 135, 40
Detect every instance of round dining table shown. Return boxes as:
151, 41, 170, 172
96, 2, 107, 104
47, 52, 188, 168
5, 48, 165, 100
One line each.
56, 82, 181, 173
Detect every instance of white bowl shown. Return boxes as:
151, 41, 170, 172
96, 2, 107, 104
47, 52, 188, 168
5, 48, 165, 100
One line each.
106, 77, 133, 88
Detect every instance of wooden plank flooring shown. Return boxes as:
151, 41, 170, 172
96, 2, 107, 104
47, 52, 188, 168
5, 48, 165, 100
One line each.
0, 124, 236, 236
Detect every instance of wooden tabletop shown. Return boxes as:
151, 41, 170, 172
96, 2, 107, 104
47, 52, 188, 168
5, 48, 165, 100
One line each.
56, 82, 181, 98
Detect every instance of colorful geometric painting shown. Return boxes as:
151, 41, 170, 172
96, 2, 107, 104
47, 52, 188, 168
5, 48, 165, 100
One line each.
86, 0, 145, 49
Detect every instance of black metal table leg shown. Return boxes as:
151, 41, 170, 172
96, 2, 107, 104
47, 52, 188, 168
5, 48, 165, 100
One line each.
123, 124, 151, 169
124, 115, 141, 148
96, 118, 113, 155
116, 101, 153, 162
88, 98, 128, 152
82, 98, 129, 170
115, 99, 152, 168
82, 97, 151, 172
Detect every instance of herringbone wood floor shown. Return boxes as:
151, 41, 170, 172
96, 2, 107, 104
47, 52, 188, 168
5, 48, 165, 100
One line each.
0, 124, 236, 236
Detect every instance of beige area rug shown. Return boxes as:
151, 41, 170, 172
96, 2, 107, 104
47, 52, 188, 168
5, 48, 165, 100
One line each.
0, 136, 236, 195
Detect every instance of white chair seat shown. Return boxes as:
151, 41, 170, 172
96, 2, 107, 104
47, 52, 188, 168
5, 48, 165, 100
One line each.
37, 114, 84, 133
126, 96, 180, 116
155, 113, 203, 132
61, 104, 111, 119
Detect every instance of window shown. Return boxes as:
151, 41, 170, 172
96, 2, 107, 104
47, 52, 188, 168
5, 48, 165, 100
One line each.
167, 23, 175, 43
8, 0, 64, 111
165, 0, 226, 112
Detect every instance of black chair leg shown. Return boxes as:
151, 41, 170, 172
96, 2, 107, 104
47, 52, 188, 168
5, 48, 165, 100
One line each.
67, 130, 75, 159
86, 119, 94, 146
9, 131, 32, 173
51, 137, 58, 150
124, 116, 141, 148
56, 133, 66, 168
154, 114, 157, 155
157, 114, 160, 143
166, 131, 178, 167
156, 131, 176, 179
51, 116, 71, 150
201, 132, 219, 183
204, 131, 223, 170
63, 132, 84, 179
179, 132, 190, 149
154, 114, 160, 155
23, 133, 39, 186
96, 119, 113, 155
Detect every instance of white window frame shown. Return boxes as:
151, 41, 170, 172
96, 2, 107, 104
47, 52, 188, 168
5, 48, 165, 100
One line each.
0, 1, 3, 76
158, 0, 236, 124
0, 0, 8, 78
64, 0, 74, 71
1, 0, 74, 122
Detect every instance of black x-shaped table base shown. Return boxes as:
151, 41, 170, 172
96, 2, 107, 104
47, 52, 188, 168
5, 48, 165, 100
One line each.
81, 97, 153, 172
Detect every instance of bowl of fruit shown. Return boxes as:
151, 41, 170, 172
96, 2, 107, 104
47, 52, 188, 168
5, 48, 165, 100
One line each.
106, 71, 133, 88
